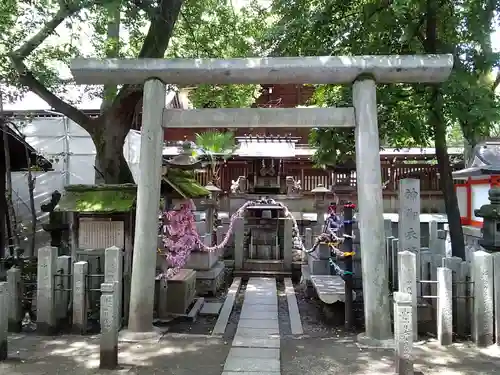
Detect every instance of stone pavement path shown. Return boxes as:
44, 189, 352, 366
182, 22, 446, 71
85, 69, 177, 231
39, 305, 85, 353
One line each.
222, 277, 280, 375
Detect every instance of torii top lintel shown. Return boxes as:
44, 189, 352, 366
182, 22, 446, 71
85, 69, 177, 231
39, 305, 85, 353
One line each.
70, 55, 453, 86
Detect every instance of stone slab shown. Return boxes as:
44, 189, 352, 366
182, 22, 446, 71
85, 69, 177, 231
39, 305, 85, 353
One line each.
232, 336, 280, 348
310, 275, 356, 304
243, 297, 277, 305
200, 302, 223, 316
227, 347, 279, 359
212, 277, 241, 335
237, 319, 279, 329
285, 277, 303, 335
241, 304, 278, 313
223, 357, 280, 372
235, 327, 280, 337
222, 373, 280, 375
240, 310, 278, 320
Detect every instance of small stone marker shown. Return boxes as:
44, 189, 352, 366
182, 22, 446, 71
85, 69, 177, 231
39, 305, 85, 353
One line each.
393, 291, 414, 375
7, 267, 22, 332
0, 282, 8, 360
37, 246, 58, 335
437, 267, 453, 346
397, 251, 417, 340
100, 282, 119, 369
72, 261, 89, 334
472, 250, 494, 347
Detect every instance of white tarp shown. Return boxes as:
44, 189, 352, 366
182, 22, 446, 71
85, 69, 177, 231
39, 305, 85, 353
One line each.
10, 116, 143, 250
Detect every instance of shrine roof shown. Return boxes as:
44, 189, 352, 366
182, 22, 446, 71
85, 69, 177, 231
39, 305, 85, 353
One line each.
163, 169, 210, 199
55, 184, 137, 213
453, 140, 500, 179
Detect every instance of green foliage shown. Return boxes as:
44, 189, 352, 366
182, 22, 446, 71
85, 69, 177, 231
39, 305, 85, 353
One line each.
265, 0, 500, 165
194, 130, 237, 185
169, 0, 271, 108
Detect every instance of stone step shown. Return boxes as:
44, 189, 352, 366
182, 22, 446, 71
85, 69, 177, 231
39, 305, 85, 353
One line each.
244, 259, 284, 272
233, 270, 292, 279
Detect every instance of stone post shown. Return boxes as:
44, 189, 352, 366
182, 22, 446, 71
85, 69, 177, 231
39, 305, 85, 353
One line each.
353, 76, 391, 343
397, 251, 417, 341
128, 78, 166, 332
234, 217, 244, 270
105, 246, 123, 329
55, 255, 71, 323
437, 267, 453, 346
442, 257, 464, 337
72, 261, 88, 334
216, 225, 224, 258
472, 250, 494, 347
283, 218, 293, 271
0, 282, 8, 361
384, 218, 393, 238
7, 267, 22, 332
493, 253, 500, 344
393, 291, 414, 375
100, 282, 119, 369
303, 227, 313, 263
391, 238, 399, 287
37, 246, 58, 335
428, 220, 438, 251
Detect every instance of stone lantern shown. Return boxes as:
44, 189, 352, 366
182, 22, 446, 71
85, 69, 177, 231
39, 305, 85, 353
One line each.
166, 140, 202, 170
204, 181, 222, 243
475, 187, 500, 252
311, 184, 330, 231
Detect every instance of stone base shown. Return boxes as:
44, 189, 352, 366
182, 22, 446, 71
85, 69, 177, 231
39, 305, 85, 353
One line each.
165, 269, 197, 315
185, 251, 218, 271
356, 333, 394, 349
99, 346, 118, 369
119, 327, 167, 343
195, 261, 225, 296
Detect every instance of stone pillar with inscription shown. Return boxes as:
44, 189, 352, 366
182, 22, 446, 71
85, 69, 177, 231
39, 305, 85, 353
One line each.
100, 282, 119, 369
397, 251, 417, 341
72, 261, 88, 334
7, 267, 22, 332
437, 267, 453, 346
472, 250, 494, 347
393, 291, 414, 375
37, 246, 58, 335
398, 179, 421, 278
0, 282, 8, 360
105, 246, 123, 329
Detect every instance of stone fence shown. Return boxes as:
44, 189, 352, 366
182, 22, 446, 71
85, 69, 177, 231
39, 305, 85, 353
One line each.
3, 245, 124, 337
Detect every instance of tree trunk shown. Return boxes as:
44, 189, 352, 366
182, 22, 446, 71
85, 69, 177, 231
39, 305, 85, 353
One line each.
91, 107, 136, 184
425, 0, 465, 259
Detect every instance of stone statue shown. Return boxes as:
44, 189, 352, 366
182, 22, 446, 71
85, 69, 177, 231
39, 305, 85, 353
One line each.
230, 176, 246, 194
286, 176, 302, 195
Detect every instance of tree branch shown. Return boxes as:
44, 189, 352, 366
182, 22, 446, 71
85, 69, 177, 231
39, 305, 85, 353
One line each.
10, 56, 90, 127
113, 0, 183, 105
13, 0, 103, 60
132, 0, 158, 19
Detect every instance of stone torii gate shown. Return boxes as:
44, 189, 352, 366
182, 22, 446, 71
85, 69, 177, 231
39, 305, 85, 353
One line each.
70, 55, 453, 345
